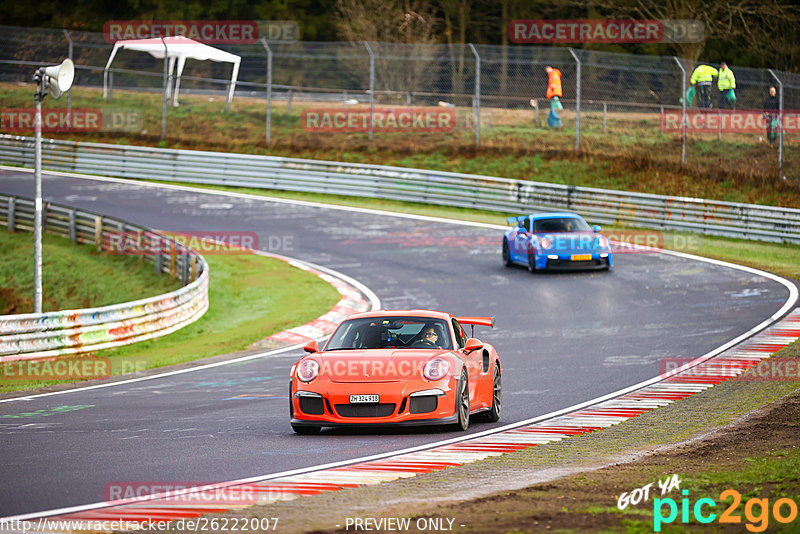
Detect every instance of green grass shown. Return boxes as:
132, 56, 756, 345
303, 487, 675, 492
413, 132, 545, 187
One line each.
0, 231, 341, 393
144, 179, 800, 280
0, 228, 180, 313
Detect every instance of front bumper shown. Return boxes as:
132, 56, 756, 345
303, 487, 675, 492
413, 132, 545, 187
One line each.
536, 252, 612, 270
290, 377, 458, 427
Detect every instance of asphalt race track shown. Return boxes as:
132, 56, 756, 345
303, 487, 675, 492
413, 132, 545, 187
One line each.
0, 168, 794, 517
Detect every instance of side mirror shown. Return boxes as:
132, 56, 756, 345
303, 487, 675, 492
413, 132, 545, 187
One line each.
464, 338, 483, 354
303, 340, 319, 353
593, 225, 602, 232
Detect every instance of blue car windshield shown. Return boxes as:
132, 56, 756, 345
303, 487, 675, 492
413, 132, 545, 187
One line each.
325, 317, 453, 350
533, 217, 591, 233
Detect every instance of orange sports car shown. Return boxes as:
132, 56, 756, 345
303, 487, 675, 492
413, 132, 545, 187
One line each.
289, 310, 501, 433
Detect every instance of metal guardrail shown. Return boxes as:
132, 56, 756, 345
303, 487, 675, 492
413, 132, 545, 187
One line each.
1, 134, 799, 244
0, 192, 209, 361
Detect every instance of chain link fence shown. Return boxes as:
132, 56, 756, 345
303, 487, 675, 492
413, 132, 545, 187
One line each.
0, 24, 796, 180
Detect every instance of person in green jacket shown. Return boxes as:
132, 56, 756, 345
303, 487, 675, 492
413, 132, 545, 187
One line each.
717, 61, 736, 109
690, 64, 718, 109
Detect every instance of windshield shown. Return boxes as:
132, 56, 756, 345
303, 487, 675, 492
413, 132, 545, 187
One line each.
533, 217, 591, 233
324, 317, 453, 350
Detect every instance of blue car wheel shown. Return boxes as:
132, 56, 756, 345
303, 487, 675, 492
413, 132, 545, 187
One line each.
527, 247, 537, 273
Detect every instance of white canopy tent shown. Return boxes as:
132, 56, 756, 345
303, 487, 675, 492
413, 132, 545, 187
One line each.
103, 36, 240, 109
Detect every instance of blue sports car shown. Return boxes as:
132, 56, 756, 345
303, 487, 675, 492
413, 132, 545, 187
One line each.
502, 212, 613, 272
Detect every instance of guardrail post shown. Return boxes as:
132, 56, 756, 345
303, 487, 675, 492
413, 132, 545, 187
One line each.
169, 241, 177, 278
181, 251, 189, 285
364, 41, 375, 141
407, 91, 411, 106
7, 197, 15, 231
287, 88, 293, 114
468, 43, 480, 147
154, 236, 163, 274
94, 216, 103, 250
568, 48, 581, 150
261, 39, 272, 145
768, 69, 784, 177
68, 209, 76, 242
189, 255, 197, 282
673, 57, 687, 165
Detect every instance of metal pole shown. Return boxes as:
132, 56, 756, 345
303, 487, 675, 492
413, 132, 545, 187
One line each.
287, 88, 293, 114
568, 48, 581, 150
673, 57, 687, 165
33, 74, 45, 313
468, 43, 480, 147
261, 39, 272, 144
769, 69, 784, 175
63, 30, 73, 124
603, 102, 607, 133
364, 41, 375, 141
161, 38, 168, 142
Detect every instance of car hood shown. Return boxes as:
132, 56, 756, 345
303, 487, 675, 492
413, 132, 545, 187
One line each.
319, 349, 453, 383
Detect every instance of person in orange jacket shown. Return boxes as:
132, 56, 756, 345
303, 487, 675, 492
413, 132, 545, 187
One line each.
545, 66, 563, 127
545, 66, 562, 99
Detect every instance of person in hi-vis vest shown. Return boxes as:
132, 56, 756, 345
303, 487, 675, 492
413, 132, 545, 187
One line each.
717, 61, 736, 109
545, 66, 563, 127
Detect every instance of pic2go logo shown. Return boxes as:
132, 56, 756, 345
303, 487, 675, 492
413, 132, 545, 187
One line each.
654, 489, 799, 532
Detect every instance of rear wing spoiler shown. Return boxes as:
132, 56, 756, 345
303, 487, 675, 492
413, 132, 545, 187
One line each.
456, 316, 494, 338
507, 215, 527, 226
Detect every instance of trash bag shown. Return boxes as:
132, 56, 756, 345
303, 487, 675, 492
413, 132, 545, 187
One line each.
547, 107, 562, 128
682, 86, 695, 107
726, 89, 737, 103
551, 96, 564, 111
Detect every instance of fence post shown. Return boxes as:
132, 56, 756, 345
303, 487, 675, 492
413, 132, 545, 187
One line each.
364, 41, 375, 141
161, 38, 168, 142
568, 48, 581, 150
287, 88, 293, 114
660, 106, 664, 135
468, 43, 480, 147
673, 57, 687, 165
768, 69, 784, 176
533, 98, 538, 126
603, 102, 607, 133
261, 39, 272, 144
108, 71, 113, 101
7, 197, 15, 231
63, 30, 73, 123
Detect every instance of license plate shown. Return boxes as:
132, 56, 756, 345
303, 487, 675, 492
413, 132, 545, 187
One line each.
571, 254, 592, 261
350, 394, 379, 404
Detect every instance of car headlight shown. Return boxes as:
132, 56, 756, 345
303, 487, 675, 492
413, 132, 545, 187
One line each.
296, 359, 320, 382
423, 358, 450, 381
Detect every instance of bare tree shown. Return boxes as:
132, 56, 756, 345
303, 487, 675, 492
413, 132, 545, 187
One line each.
574, 0, 800, 66
334, 0, 441, 97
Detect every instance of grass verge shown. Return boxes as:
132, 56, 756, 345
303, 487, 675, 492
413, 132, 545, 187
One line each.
0, 231, 341, 393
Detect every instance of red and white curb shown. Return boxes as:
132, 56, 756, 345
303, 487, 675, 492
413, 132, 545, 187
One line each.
260, 254, 371, 345
17, 307, 797, 531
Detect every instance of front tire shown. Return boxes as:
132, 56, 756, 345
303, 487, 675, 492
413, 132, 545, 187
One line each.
527, 247, 538, 273
478, 365, 502, 422
454, 370, 470, 431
